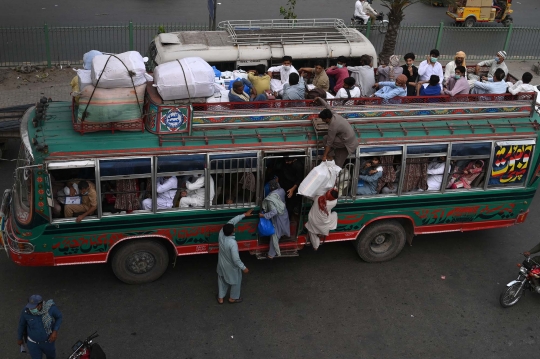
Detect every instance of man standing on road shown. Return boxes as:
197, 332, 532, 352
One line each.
17, 295, 63, 359
217, 209, 253, 304
316, 97, 358, 168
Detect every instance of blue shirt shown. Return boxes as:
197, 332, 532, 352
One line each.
283, 77, 305, 100
420, 85, 441, 96
18, 305, 63, 342
374, 82, 407, 100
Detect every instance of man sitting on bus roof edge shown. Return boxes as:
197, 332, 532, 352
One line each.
471, 68, 508, 95
228, 79, 266, 102
507, 72, 539, 95
64, 180, 97, 222
372, 74, 408, 102
247, 65, 271, 99
443, 66, 469, 96
418, 75, 442, 96
217, 209, 253, 304
334, 77, 361, 99
468, 50, 508, 84
326, 56, 349, 94
348, 54, 376, 97
316, 97, 357, 168
299, 60, 330, 93
282, 73, 306, 101
418, 49, 443, 90
267, 56, 298, 97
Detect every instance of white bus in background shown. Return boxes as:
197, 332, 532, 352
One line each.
146, 18, 378, 71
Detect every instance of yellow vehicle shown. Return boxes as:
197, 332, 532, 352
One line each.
447, 0, 514, 27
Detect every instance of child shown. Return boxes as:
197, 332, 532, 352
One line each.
448, 160, 484, 189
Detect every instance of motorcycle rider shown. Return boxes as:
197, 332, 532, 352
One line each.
523, 243, 540, 266
353, 0, 369, 24
361, 0, 378, 20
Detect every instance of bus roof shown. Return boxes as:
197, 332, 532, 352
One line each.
24, 95, 539, 163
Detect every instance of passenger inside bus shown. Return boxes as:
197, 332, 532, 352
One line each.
378, 155, 400, 195
356, 157, 383, 195
179, 174, 215, 208
64, 180, 97, 222
426, 156, 447, 191
50, 168, 97, 220
142, 176, 177, 210
447, 160, 484, 189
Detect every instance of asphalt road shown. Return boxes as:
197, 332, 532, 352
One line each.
1, 137, 540, 358
1, 0, 538, 27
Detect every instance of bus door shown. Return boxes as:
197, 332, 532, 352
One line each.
260, 150, 309, 250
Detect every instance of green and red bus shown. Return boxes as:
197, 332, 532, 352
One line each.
1, 91, 539, 283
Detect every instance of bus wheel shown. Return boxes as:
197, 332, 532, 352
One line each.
111, 239, 169, 284
355, 220, 406, 262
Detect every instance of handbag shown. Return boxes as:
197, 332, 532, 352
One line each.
258, 213, 275, 236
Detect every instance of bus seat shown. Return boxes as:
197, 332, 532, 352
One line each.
471, 171, 486, 188
173, 189, 182, 208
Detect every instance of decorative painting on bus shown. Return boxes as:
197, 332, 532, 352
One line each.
160, 106, 190, 133
489, 142, 534, 185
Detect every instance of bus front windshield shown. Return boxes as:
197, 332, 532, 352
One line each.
14, 144, 33, 224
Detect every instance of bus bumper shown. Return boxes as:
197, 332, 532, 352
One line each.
2, 217, 54, 266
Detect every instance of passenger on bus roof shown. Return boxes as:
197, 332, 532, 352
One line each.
326, 56, 349, 94
316, 97, 358, 168
443, 66, 469, 96
228, 80, 266, 102
348, 54, 376, 97
142, 176, 177, 210
299, 60, 330, 92
372, 74, 408, 102
357, 157, 383, 195
282, 73, 305, 100
418, 75, 442, 96
400, 53, 419, 97
507, 72, 539, 95
427, 157, 447, 191
471, 68, 508, 95
334, 77, 361, 99
64, 180, 97, 222
247, 64, 271, 98
267, 56, 298, 96
180, 174, 215, 208
377, 55, 403, 82
418, 49, 443, 88
468, 50, 508, 83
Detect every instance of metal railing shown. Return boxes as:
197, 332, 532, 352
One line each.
0, 21, 539, 68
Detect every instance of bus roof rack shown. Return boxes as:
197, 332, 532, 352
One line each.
217, 18, 363, 45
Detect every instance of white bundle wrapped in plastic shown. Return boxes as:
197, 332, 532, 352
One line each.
91, 51, 147, 89
298, 160, 342, 198
76, 69, 92, 91
153, 57, 215, 101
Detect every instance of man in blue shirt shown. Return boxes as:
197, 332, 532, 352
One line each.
471, 68, 508, 94
283, 73, 306, 100
373, 74, 408, 102
17, 295, 63, 359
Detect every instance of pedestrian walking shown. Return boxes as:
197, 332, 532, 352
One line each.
217, 209, 253, 304
17, 295, 63, 359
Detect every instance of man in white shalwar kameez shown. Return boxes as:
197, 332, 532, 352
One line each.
427, 157, 448, 191
216, 209, 253, 304
267, 56, 298, 96
305, 189, 339, 250
142, 176, 177, 210
179, 174, 215, 208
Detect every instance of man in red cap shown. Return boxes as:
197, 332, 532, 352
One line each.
17, 294, 63, 359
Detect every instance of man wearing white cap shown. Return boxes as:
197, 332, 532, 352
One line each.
468, 51, 508, 85
17, 294, 63, 359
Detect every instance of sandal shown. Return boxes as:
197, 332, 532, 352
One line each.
216, 295, 224, 304
266, 254, 274, 260
228, 298, 243, 304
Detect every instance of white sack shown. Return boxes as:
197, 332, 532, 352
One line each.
91, 51, 147, 88
153, 57, 215, 101
298, 160, 342, 198
76, 69, 92, 91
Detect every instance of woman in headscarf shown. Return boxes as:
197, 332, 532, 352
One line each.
444, 51, 466, 85
377, 55, 404, 82
305, 189, 339, 250
260, 179, 290, 258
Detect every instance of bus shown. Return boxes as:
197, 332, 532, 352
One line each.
1, 91, 539, 284
146, 18, 378, 71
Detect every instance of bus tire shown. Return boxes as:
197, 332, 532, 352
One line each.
355, 220, 406, 262
111, 239, 169, 284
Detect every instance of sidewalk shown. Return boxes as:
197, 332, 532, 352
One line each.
0, 60, 538, 108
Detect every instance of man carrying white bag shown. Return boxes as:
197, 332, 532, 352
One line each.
298, 160, 342, 198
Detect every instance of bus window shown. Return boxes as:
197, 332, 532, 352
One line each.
48, 161, 97, 221
358, 146, 403, 196
447, 142, 492, 190
311, 149, 355, 200
98, 158, 152, 215
156, 154, 206, 210
210, 153, 258, 208
403, 144, 448, 194
488, 140, 535, 188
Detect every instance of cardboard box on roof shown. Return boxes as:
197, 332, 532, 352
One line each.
481, 0, 493, 6
480, 7, 492, 19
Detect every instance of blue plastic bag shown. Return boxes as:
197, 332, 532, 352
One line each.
212, 65, 221, 78
258, 215, 275, 236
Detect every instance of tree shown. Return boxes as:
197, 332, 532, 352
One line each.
378, 0, 456, 64
280, 0, 297, 20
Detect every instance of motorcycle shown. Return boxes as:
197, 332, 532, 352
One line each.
68, 331, 106, 359
350, 1, 389, 34
499, 254, 540, 308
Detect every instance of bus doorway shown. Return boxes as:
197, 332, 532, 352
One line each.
259, 150, 309, 257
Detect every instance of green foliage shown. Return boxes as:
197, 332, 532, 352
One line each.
279, 0, 297, 20
158, 25, 166, 34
